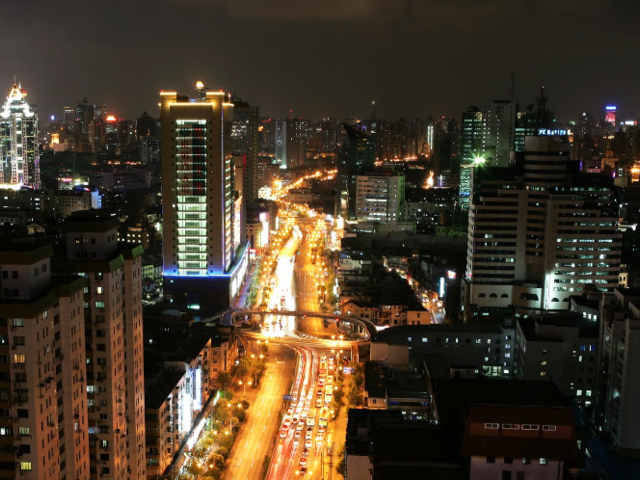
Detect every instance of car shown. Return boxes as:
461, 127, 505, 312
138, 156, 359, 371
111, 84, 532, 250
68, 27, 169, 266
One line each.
306, 415, 315, 426
299, 466, 308, 476
304, 403, 311, 412
319, 417, 328, 427
296, 422, 304, 431
325, 394, 333, 403
295, 430, 302, 438
316, 399, 323, 408
316, 437, 323, 446
325, 385, 333, 394
283, 420, 291, 430
318, 425, 325, 434
279, 429, 287, 438
287, 407, 294, 417
305, 430, 313, 439
300, 412, 308, 420
293, 437, 300, 445
305, 439, 313, 448
302, 447, 309, 457
299, 457, 307, 467
318, 378, 325, 387
327, 377, 333, 385
316, 389, 323, 397
317, 428, 325, 437
292, 416, 299, 424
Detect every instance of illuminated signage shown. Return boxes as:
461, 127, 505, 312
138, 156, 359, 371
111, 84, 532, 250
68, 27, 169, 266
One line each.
447, 270, 456, 281
537, 128, 570, 136
605, 106, 617, 111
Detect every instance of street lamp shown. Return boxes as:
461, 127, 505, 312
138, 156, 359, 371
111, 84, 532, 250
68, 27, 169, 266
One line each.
239, 380, 246, 396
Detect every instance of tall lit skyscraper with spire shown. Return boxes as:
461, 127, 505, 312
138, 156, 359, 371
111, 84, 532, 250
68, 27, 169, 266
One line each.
0, 81, 40, 188
160, 81, 249, 314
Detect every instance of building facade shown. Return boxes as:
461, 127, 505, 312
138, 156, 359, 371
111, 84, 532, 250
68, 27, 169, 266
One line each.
354, 174, 405, 223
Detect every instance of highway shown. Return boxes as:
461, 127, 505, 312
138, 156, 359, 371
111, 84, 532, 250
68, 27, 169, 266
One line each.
223, 343, 296, 480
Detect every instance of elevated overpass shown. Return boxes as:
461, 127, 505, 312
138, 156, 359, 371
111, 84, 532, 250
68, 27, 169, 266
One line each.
231, 309, 377, 340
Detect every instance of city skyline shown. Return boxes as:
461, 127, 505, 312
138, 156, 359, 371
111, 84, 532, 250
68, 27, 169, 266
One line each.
4, 1, 640, 121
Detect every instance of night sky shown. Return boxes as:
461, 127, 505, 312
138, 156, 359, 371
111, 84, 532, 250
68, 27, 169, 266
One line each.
5, 0, 640, 122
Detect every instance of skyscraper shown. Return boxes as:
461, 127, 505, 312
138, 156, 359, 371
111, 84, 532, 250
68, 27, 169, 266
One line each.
160, 82, 249, 314
231, 98, 260, 208
0, 82, 40, 188
286, 117, 307, 168
274, 119, 287, 168
337, 124, 376, 220
482, 100, 516, 167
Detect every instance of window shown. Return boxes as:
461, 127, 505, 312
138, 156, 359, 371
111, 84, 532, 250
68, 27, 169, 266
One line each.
502, 424, 520, 430
543, 425, 556, 432
13, 336, 25, 346
101, 440, 109, 448
487, 456, 496, 463
521, 424, 539, 430
539, 458, 548, 465
504, 457, 513, 464
522, 458, 531, 465
13, 354, 25, 364
540, 372, 547, 377
541, 360, 547, 366
96, 287, 104, 294
95, 301, 105, 309
485, 423, 499, 429
18, 427, 30, 436
12, 318, 24, 327
19, 462, 31, 471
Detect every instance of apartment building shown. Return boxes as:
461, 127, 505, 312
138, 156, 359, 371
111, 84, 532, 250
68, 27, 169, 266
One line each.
354, 173, 405, 223
0, 243, 89, 480
53, 217, 146, 480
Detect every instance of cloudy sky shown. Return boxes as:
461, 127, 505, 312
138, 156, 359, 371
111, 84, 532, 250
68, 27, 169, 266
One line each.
3, 0, 639, 122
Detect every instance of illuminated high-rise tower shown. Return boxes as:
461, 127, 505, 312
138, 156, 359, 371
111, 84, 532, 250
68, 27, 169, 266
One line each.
0, 82, 40, 188
160, 82, 249, 313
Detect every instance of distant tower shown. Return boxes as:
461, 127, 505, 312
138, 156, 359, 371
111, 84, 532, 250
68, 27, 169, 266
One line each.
0, 81, 40, 188
605, 105, 617, 125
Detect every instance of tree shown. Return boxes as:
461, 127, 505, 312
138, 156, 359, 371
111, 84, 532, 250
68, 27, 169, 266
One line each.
217, 371, 232, 390
216, 447, 230, 459
335, 444, 346, 476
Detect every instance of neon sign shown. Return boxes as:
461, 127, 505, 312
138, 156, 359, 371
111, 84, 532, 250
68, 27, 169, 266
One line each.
537, 128, 570, 136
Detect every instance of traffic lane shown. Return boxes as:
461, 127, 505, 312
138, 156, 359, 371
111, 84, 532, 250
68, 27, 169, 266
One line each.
223, 344, 295, 480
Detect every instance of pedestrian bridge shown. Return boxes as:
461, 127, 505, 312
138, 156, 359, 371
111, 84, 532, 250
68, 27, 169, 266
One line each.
231, 309, 377, 340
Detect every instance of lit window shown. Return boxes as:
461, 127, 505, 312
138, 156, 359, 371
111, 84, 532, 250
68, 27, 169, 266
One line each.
540, 372, 546, 377
20, 462, 31, 471
540, 458, 548, 465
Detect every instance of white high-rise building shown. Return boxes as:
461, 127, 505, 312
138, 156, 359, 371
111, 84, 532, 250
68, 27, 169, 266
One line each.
0, 82, 40, 188
463, 136, 622, 320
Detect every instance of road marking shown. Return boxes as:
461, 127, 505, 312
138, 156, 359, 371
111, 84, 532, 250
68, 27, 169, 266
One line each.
263, 425, 266, 433
268, 411, 271, 417
238, 458, 242, 467
245, 440, 249, 449
251, 458, 256, 468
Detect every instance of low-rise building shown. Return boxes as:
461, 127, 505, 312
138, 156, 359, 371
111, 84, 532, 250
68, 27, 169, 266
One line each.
370, 324, 516, 376
515, 313, 599, 401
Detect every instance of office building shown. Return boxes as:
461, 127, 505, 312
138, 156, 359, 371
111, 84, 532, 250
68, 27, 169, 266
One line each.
0, 243, 89, 480
160, 82, 249, 314
354, 173, 405, 223
53, 217, 146, 480
463, 135, 622, 320
0, 82, 41, 188
231, 99, 260, 207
